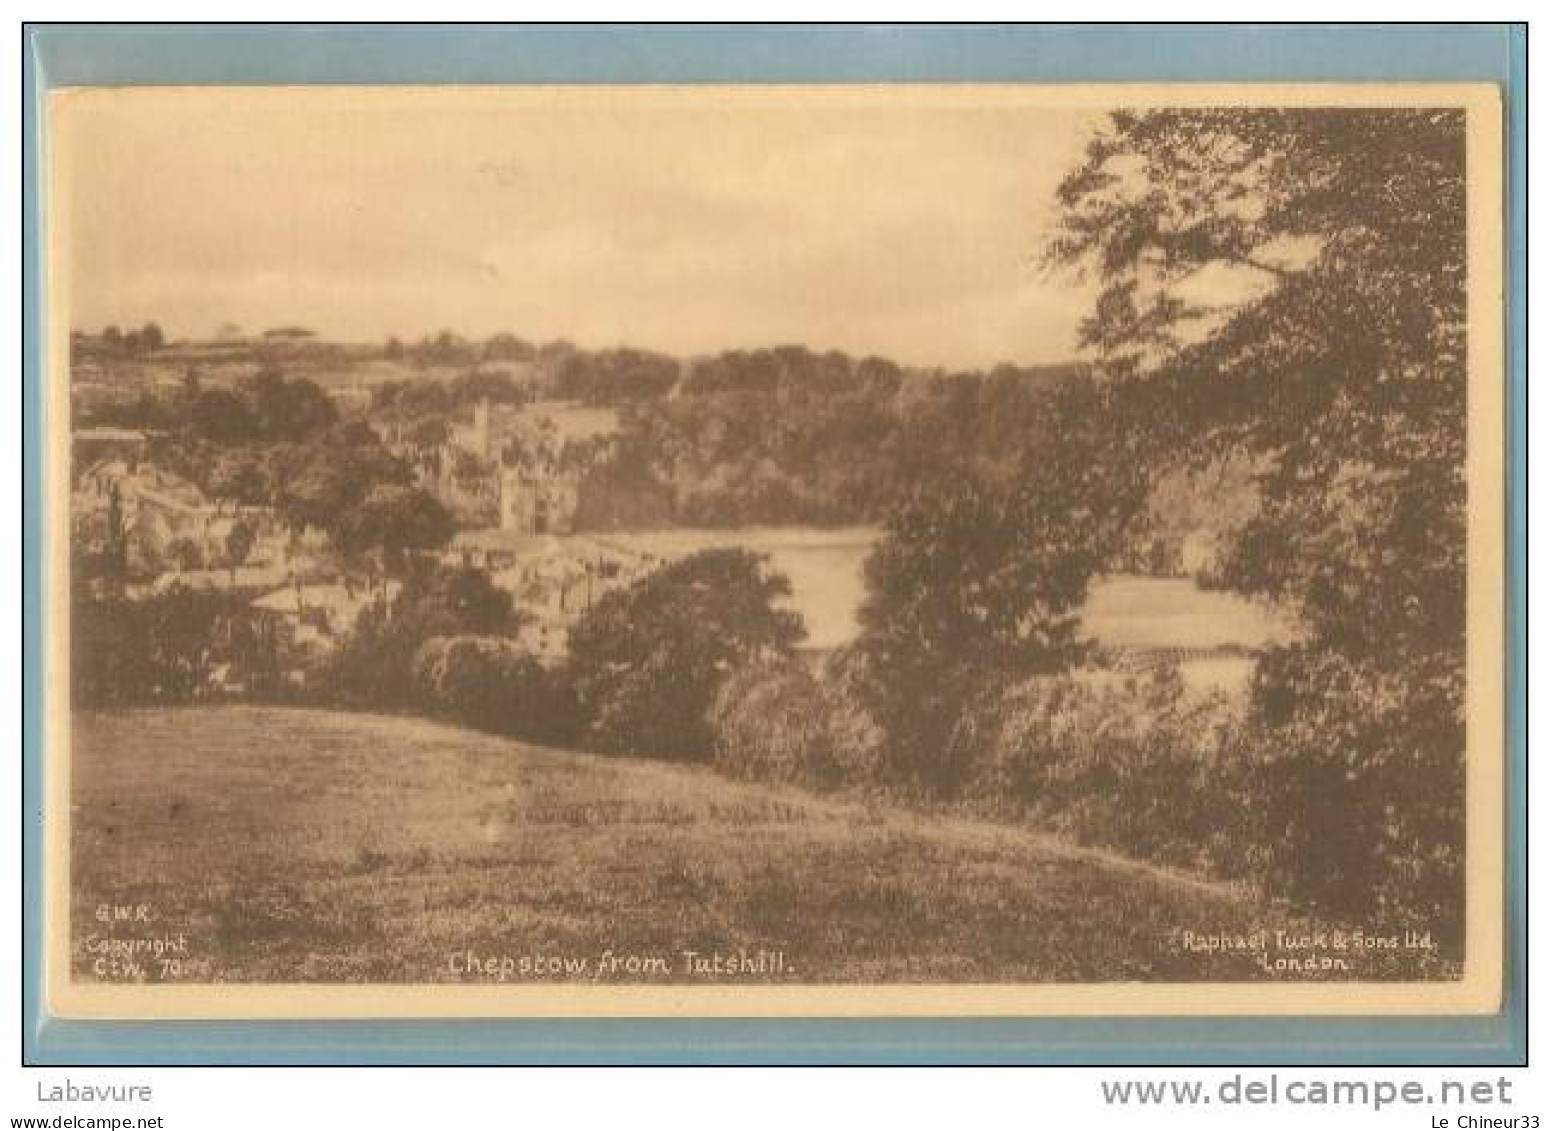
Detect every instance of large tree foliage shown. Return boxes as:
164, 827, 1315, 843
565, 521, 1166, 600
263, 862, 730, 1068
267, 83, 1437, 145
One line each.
412, 635, 576, 746
333, 484, 456, 572
567, 548, 804, 761
1049, 108, 1468, 921
72, 587, 283, 705
238, 369, 339, 441
273, 422, 418, 546
855, 374, 1137, 794
189, 371, 337, 445
322, 564, 520, 708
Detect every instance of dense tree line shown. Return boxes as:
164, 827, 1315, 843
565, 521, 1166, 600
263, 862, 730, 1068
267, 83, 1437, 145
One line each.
368, 343, 1125, 534
1047, 107, 1468, 923
566, 549, 804, 759
321, 564, 522, 710
599, 351, 1094, 529
316, 549, 801, 760
552, 347, 679, 403
72, 586, 285, 705
370, 368, 535, 422
187, 368, 339, 444
73, 322, 166, 359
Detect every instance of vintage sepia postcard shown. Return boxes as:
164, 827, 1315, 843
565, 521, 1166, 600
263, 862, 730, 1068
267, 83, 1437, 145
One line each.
43, 83, 1506, 1020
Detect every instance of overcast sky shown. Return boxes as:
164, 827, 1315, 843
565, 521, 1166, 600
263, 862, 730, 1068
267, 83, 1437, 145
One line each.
57, 87, 1102, 369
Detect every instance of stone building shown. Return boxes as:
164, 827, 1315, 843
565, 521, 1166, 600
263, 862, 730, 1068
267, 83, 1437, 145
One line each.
498, 464, 580, 535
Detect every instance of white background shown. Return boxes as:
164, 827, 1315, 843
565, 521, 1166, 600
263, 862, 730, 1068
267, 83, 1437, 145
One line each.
2, 7, 1539, 1128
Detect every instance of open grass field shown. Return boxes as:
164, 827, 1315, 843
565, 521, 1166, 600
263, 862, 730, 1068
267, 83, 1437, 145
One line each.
70, 707, 1451, 985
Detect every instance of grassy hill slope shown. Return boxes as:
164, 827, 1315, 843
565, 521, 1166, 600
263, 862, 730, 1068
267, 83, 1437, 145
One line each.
70, 707, 1445, 985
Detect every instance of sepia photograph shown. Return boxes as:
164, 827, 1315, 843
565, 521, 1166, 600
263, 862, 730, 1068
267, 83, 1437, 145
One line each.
43, 83, 1505, 1019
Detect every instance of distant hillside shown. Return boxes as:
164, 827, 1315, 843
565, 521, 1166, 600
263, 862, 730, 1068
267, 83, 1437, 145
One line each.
69, 328, 1241, 561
